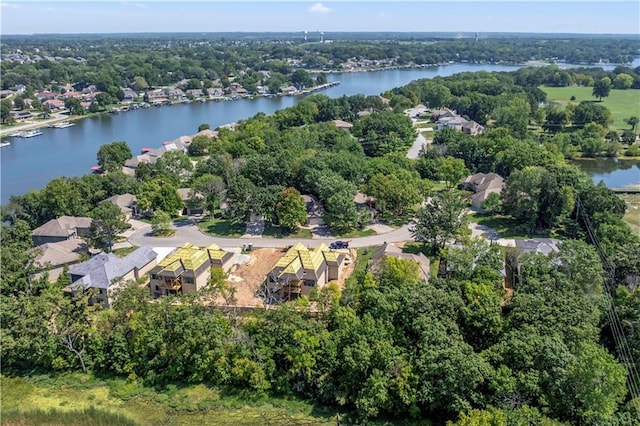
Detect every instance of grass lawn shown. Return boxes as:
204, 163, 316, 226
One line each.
261, 225, 313, 239
620, 194, 640, 235
467, 213, 549, 239
198, 217, 245, 237
332, 228, 377, 238
113, 246, 138, 258
540, 86, 640, 130
0, 374, 335, 426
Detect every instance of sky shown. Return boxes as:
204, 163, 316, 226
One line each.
1, 1, 639, 35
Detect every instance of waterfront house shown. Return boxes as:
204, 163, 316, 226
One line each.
280, 85, 297, 95
186, 89, 204, 98
461, 172, 504, 210
43, 99, 65, 110
207, 87, 224, 98
10, 111, 33, 121
266, 243, 345, 301
122, 88, 137, 103
82, 85, 98, 94
66, 246, 158, 307
370, 243, 430, 282
102, 193, 138, 220
32, 216, 92, 246
149, 243, 236, 297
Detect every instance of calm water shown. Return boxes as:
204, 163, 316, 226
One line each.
572, 158, 640, 190
0, 63, 526, 203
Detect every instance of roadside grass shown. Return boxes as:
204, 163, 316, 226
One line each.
261, 225, 313, 239
0, 374, 335, 426
540, 86, 640, 130
113, 246, 138, 258
620, 194, 640, 234
198, 217, 245, 237
332, 228, 377, 238
467, 213, 547, 239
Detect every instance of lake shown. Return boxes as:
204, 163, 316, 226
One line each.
0, 63, 521, 203
572, 158, 640, 191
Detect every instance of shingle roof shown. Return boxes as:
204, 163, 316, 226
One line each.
35, 239, 87, 267
69, 246, 157, 290
102, 194, 137, 214
32, 216, 92, 238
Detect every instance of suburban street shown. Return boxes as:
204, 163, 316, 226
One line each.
128, 220, 413, 249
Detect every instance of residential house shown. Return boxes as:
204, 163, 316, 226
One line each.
15, 84, 26, 94
186, 89, 204, 98
35, 91, 57, 101
433, 108, 484, 135
332, 119, 353, 130
82, 85, 98, 94
280, 85, 297, 95
461, 172, 504, 210
266, 243, 345, 301
370, 243, 430, 282
149, 243, 236, 297
225, 83, 248, 96
10, 111, 33, 121
192, 129, 219, 140
207, 87, 224, 98
34, 239, 91, 282
102, 193, 138, 220
43, 99, 66, 110
32, 216, 92, 246
122, 88, 137, 103
177, 188, 205, 215
506, 239, 562, 289
0, 89, 15, 98
301, 194, 325, 226
354, 192, 376, 221
66, 246, 158, 307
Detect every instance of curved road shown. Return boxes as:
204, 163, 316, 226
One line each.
129, 221, 413, 249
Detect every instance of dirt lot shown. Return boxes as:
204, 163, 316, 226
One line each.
215, 247, 357, 309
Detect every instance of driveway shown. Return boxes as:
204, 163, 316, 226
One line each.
128, 219, 413, 249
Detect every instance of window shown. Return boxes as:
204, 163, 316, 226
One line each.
155, 285, 159, 291
184, 277, 194, 284
304, 280, 316, 287
150, 274, 157, 280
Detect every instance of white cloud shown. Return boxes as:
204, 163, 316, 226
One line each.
308, 2, 332, 14
1, 2, 20, 8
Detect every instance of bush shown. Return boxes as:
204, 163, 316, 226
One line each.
624, 145, 640, 157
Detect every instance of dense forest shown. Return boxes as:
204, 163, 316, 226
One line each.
2, 65, 640, 424
2, 34, 639, 91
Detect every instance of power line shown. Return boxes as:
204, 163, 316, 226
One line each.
575, 196, 640, 411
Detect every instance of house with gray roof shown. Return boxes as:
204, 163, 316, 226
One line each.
32, 216, 92, 246
461, 172, 505, 210
370, 243, 430, 282
102, 193, 138, 220
66, 246, 158, 307
34, 239, 91, 282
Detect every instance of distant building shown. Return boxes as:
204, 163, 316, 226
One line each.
102, 193, 138, 220
34, 239, 91, 282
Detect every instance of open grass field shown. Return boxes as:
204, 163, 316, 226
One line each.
541, 86, 640, 130
620, 194, 640, 235
0, 374, 335, 426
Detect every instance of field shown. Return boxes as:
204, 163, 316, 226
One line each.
620, 193, 640, 235
541, 86, 640, 130
0, 374, 335, 426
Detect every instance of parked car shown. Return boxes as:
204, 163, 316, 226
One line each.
329, 240, 349, 249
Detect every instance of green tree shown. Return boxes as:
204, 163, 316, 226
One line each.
411, 190, 468, 253
592, 77, 611, 101
1, 102, 14, 124
624, 116, 639, 132
324, 190, 359, 233
276, 187, 307, 231
151, 211, 173, 236
97, 141, 132, 173
613, 73, 633, 89
88, 202, 129, 252
65, 97, 84, 115
481, 192, 502, 214
197, 123, 210, 132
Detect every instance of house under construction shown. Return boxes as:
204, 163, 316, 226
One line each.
266, 243, 345, 302
149, 243, 235, 297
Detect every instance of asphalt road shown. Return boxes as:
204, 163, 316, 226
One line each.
128, 220, 413, 249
